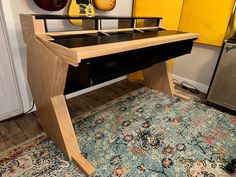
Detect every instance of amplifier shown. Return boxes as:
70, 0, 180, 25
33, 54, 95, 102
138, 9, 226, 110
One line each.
207, 37, 236, 114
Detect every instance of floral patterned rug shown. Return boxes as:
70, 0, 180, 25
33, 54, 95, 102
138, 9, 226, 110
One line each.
0, 87, 236, 177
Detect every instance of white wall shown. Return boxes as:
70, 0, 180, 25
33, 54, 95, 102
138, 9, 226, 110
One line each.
10, 0, 133, 75
1, 0, 133, 111
173, 43, 221, 93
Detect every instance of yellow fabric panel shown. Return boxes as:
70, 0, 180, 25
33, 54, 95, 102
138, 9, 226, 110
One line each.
134, 0, 184, 30
168, 60, 174, 71
128, 70, 144, 81
179, 0, 234, 46
128, 0, 183, 81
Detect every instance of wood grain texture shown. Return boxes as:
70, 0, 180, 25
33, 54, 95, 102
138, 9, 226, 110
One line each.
174, 92, 191, 101
20, 14, 45, 43
143, 61, 175, 95
15, 113, 43, 138
27, 37, 95, 175
1, 133, 28, 152
37, 37, 79, 66
73, 154, 96, 177
0, 133, 8, 152
0, 120, 22, 138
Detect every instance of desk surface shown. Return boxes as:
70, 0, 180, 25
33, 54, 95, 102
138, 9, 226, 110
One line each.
51, 29, 185, 48
40, 28, 199, 66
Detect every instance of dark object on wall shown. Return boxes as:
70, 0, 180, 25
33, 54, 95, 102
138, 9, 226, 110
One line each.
206, 36, 236, 115
33, 0, 68, 11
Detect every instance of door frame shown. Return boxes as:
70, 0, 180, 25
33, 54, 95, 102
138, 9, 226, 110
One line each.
0, 1, 30, 115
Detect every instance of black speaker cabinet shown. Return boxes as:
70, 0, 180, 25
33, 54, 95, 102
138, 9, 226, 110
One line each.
207, 38, 236, 114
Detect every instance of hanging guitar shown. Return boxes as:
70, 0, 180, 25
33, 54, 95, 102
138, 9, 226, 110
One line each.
68, 0, 95, 25
93, 0, 116, 11
33, 0, 68, 11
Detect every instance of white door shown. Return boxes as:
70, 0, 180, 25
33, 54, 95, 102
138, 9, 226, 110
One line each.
0, 13, 22, 121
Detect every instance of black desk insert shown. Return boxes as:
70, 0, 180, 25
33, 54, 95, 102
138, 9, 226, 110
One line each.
34, 15, 195, 94
63, 36, 194, 94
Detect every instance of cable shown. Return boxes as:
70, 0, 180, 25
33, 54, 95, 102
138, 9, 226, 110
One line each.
24, 101, 35, 115
180, 81, 200, 94
173, 79, 180, 85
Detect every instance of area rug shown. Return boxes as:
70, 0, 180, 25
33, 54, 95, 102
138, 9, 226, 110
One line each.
0, 87, 236, 177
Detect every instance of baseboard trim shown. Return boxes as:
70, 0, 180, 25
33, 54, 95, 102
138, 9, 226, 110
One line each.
28, 75, 208, 113
172, 74, 209, 93
65, 76, 127, 99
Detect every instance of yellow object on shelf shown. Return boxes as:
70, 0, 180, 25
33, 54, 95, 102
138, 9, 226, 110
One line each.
179, 0, 234, 46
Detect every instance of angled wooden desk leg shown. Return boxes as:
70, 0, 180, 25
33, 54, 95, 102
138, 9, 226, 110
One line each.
143, 61, 175, 95
27, 38, 95, 176
143, 61, 191, 100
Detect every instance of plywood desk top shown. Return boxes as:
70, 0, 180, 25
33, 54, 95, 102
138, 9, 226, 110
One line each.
38, 28, 199, 66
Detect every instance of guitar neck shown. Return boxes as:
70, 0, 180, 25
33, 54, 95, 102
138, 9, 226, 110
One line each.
87, 0, 93, 17
77, 0, 94, 17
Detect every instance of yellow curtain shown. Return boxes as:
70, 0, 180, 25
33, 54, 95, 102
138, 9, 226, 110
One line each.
134, 0, 183, 30
128, 0, 234, 81
128, 0, 183, 81
179, 0, 234, 46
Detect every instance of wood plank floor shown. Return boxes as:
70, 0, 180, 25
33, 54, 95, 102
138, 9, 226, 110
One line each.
0, 80, 143, 152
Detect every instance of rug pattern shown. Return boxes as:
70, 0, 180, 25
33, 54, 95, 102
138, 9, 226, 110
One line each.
0, 87, 236, 177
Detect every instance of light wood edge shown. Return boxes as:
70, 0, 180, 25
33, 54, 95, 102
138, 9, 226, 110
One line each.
27, 37, 95, 176
165, 62, 175, 96
173, 92, 191, 101
52, 96, 96, 176
73, 154, 96, 176
72, 33, 199, 60
128, 68, 191, 101
37, 34, 54, 41
143, 61, 175, 95
37, 37, 79, 66
20, 14, 45, 43
47, 26, 161, 36
37, 27, 197, 64
27, 37, 75, 157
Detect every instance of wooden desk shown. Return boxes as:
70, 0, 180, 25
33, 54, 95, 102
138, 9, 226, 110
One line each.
20, 15, 199, 176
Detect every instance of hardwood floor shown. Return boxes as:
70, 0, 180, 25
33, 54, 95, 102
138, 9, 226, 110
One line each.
0, 80, 143, 152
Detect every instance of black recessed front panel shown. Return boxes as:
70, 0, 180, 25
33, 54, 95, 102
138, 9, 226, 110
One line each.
51, 30, 185, 48
64, 39, 194, 94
